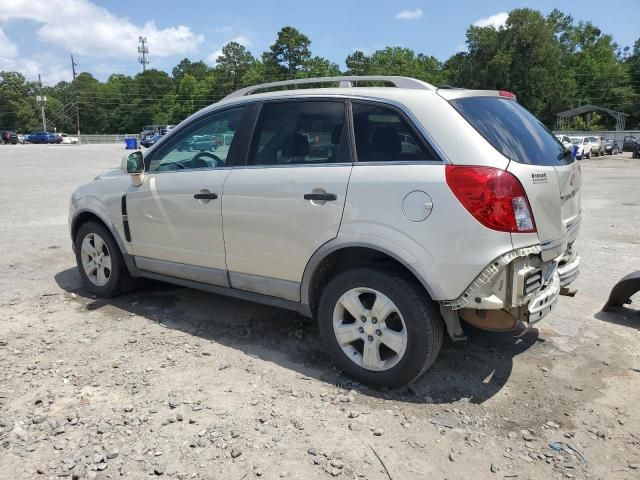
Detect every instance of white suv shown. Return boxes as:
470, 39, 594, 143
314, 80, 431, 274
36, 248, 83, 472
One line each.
69, 76, 581, 388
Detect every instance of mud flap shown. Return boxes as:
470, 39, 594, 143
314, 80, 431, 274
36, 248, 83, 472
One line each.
603, 271, 640, 311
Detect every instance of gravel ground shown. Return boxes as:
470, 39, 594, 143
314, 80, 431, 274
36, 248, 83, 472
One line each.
1, 144, 640, 480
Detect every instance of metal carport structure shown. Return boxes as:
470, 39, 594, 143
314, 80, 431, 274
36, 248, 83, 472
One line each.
555, 104, 627, 131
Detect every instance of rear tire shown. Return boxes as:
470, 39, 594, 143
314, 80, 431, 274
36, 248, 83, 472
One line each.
74, 221, 135, 297
318, 267, 443, 389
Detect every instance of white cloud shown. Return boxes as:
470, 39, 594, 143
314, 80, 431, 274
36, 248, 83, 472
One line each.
0, 55, 71, 85
0, 27, 18, 58
473, 12, 508, 28
395, 8, 423, 20
0, 0, 203, 59
207, 35, 252, 64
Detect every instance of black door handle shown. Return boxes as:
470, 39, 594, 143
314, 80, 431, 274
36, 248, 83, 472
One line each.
304, 193, 337, 201
194, 193, 218, 200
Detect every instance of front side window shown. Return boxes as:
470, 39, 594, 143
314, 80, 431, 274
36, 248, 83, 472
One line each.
148, 107, 244, 172
247, 101, 346, 166
352, 102, 437, 162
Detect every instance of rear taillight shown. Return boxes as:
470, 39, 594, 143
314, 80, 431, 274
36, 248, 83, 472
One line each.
445, 165, 536, 233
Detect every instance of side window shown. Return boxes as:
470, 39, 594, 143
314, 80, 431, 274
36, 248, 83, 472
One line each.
352, 102, 437, 162
148, 107, 244, 172
247, 101, 345, 166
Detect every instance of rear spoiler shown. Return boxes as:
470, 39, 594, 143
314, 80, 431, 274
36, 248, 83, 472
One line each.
436, 88, 517, 102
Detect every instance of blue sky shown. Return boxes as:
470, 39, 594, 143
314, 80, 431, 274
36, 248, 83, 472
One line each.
1, 0, 638, 85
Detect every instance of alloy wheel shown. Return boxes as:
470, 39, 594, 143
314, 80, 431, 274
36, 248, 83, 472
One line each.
332, 287, 408, 372
80, 232, 112, 287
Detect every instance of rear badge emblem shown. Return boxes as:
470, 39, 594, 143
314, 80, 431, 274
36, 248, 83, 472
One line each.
531, 173, 547, 184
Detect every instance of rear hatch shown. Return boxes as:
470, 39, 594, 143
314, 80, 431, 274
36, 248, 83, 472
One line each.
445, 92, 581, 260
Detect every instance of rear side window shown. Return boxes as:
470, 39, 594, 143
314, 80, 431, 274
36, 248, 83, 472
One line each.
450, 97, 571, 166
352, 102, 438, 162
247, 101, 346, 166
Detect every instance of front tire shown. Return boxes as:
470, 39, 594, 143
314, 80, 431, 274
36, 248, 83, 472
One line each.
318, 267, 443, 389
74, 222, 134, 297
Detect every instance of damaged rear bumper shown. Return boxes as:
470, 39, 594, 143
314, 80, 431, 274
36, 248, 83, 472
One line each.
557, 246, 580, 287
527, 271, 561, 323
442, 244, 578, 332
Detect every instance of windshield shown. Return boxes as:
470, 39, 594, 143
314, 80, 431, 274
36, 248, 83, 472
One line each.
450, 96, 571, 166
589, 137, 598, 142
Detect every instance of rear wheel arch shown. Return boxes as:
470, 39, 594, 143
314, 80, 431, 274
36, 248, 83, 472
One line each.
302, 243, 440, 318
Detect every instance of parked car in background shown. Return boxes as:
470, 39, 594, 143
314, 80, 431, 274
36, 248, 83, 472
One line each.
622, 135, 637, 152
555, 135, 573, 151
140, 125, 162, 141
589, 136, 606, 156
140, 133, 163, 148
1, 130, 19, 144
69, 75, 581, 388
27, 131, 61, 144
177, 133, 222, 152
141, 125, 175, 140
604, 139, 620, 155
58, 133, 78, 144
570, 136, 591, 159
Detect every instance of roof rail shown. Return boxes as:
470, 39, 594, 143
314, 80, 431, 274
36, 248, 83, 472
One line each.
223, 75, 435, 100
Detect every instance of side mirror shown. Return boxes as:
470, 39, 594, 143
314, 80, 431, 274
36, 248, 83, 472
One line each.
126, 151, 145, 186
126, 151, 144, 173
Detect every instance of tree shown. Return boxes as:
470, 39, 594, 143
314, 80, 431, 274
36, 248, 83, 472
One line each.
365, 47, 445, 85
624, 38, 640, 127
169, 74, 200, 123
0, 72, 38, 132
215, 41, 255, 90
172, 58, 210, 81
298, 56, 341, 78
345, 51, 370, 75
267, 26, 312, 79
445, 9, 576, 124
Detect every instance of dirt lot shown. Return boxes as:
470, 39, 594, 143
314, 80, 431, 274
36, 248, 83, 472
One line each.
1, 144, 640, 480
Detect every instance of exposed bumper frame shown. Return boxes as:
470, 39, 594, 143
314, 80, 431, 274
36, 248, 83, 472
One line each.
557, 251, 580, 287
527, 272, 560, 323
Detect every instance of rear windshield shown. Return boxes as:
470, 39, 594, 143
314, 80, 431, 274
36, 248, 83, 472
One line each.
450, 96, 572, 166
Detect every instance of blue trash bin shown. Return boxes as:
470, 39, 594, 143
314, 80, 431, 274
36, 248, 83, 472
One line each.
125, 138, 137, 149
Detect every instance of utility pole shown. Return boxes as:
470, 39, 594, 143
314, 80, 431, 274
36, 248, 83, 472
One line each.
37, 74, 47, 131
138, 36, 149, 72
71, 54, 80, 140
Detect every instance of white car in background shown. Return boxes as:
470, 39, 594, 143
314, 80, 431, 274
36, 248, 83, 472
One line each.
68, 76, 581, 388
589, 136, 606, 156
569, 136, 591, 159
59, 133, 79, 144
556, 135, 573, 152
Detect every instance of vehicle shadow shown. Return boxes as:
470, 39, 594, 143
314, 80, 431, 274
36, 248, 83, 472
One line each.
594, 307, 640, 330
55, 267, 539, 405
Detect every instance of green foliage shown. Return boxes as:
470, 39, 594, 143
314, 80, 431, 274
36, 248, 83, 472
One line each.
1, 12, 637, 134
345, 51, 370, 76
215, 42, 255, 90
266, 26, 312, 79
